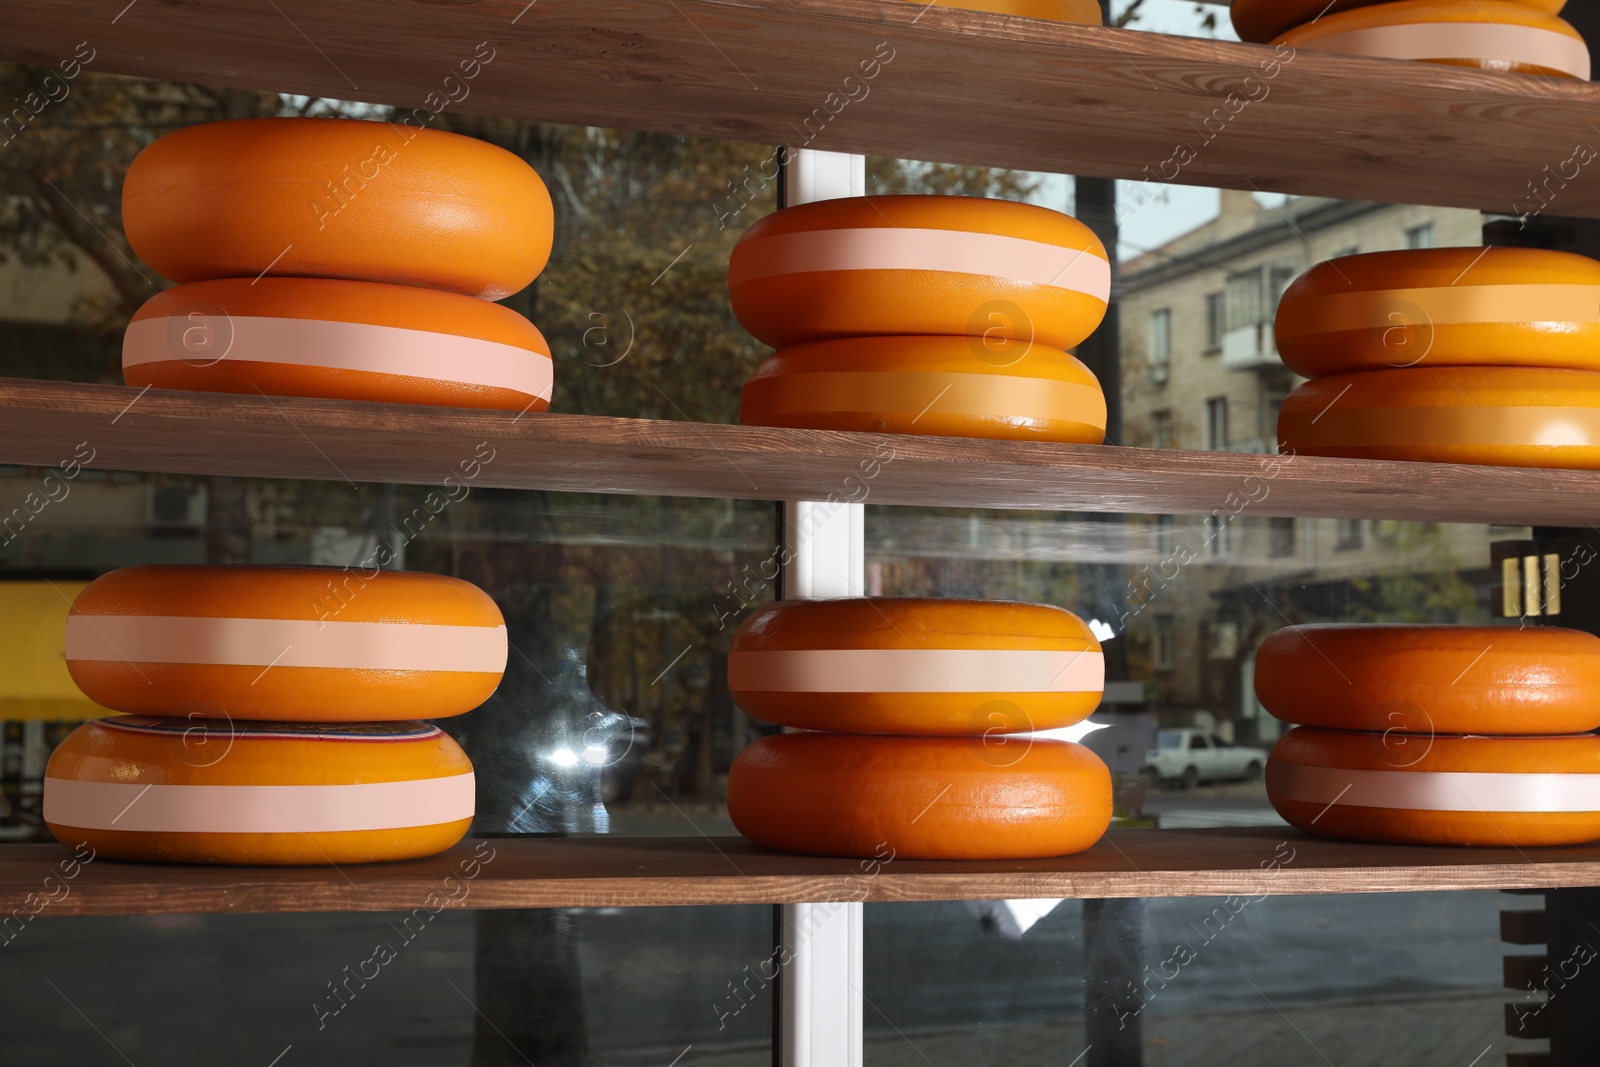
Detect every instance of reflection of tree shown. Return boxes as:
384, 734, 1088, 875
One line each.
1345, 522, 1479, 623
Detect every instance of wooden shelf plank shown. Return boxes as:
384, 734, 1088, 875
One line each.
7, 0, 1600, 216
10, 828, 1600, 916
2, 377, 1598, 524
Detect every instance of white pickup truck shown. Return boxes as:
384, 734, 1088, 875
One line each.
1144, 728, 1268, 789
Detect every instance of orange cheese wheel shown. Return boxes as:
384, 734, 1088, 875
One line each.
44, 717, 474, 864
1231, 0, 1565, 45
123, 118, 553, 298
740, 335, 1106, 443
1276, 1, 1589, 80
1278, 366, 1600, 468
66, 566, 507, 722
1256, 624, 1600, 735
912, 0, 1101, 23
730, 597, 1103, 734
729, 195, 1109, 350
1276, 248, 1600, 377
1267, 727, 1600, 846
729, 733, 1112, 859
124, 277, 552, 412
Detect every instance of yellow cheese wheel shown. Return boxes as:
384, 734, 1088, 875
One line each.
66, 565, 507, 722
729, 733, 1112, 859
1268, 727, 1600, 846
1276, 1, 1589, 80
729, 195, 1109, 350
1231, 0, 1565, 46
740, 335, 1106, 443
1277, 366, 1600, 468
124, 277, 552, 412
123, 118, 553, 298
730, 597, 1104, 734
1256, 624, 1600, 735
1275, 248, 1600, 377
45, 717, 474, 864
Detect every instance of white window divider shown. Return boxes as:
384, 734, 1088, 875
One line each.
774, 146, 867, 1067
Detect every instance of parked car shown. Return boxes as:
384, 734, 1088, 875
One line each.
1144, 728, 1267, 788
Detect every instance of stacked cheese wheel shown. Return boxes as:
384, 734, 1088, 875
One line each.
1257, 624, 1600, 846
120, 118, 555, 411
1233, 0, 1587, 80
44, 565, 507, 864
1276, 247, 1600, 468
731, 196, 1112, 444
725, 598, 1113, 859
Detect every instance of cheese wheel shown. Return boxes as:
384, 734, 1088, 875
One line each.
1276, 248, 1600, 377
123, 118, 553, 298
1231, 0, 1565, 46
1276, 1, 1589, 80
729, 733, 1112, 859
740, 335, 1106, 443
1267, 727, 1600, 846
44, 717, 474, 864
912, 0, 1102, 23
729, 195, 1110, 350
1277, 366, 1600, 468
123, 277, 552, 412
1256, 624, 1600, 735
66, 566, 508, 721
729, 597, 1104, 734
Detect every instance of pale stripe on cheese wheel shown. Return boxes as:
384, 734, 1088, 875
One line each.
1277, 1, 1589, 79
66, 565, 507, 722
123, 117, 553, 298
1277, 366, 1600, 469
1231, 0, 1566, 46
45, 717, 474, 864
1276, 247, 1600, 376
729, 194, 1109, 350
730, 734, 1111, 859
124, 277, 552, 412
740, 335, 1107, 444
1268, 727, 1600, 846
730, 597, 1103, 735
1255, 624, 1600, 736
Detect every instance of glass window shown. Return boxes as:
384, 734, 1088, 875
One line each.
1188, 734, 1209, 750
1154, 614, 1177, 671
1406, 222, 1436, 249
1150, 307, 1173, 366
1157, 730, 1183, 750
1337, 518, 1365, 549
1205, 397, 1229, 451
1270, 517, 1298, 557
1152, 409, 1175, 449
1204, 291, 1224, 351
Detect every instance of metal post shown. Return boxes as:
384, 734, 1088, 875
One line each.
773, 146, 867, 1067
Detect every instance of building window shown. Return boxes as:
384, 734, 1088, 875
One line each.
1205, 396, 1229, 451
1156, 513, 1176, 555
1150, 308, 1172, 379
1207, 513, 1230, 558
1204, 292, 1224, 352
1405, 223, 1435, 249
1334, 246, 1359, 259
1152, 409, 1175, 449
1154, 614, 1176, 671
1336, 518, 1364, 549
1270, 517, 1297, 557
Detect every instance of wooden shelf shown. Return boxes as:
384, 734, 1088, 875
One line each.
8, 0, 1600, 216
9, 828, 1600, 916
3, 377, 1599, 524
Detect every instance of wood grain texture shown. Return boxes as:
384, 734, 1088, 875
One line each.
7, 829, 1600, 916
5, 377, 1600, 524
6, 0, 1600, 216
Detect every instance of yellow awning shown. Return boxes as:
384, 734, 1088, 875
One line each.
0, 581, 113, 722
